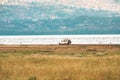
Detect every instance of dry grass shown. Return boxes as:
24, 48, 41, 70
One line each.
0, 45, 120, 80
0, 55, 120, 80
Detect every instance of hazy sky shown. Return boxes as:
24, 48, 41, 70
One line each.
1, 0, 120, 12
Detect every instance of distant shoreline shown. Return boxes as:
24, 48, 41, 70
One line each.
0, 34, 120, 38
0, 34, 120, 36
0, 35, 120, 45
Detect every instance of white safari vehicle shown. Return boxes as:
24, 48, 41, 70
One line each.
59, 38, 72, 45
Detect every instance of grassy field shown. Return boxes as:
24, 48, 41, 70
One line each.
0, 45, 120, 80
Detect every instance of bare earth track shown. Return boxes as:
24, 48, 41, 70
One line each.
0, 44, 120, 56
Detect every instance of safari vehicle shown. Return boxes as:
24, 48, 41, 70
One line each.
59, 38, 71, 45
